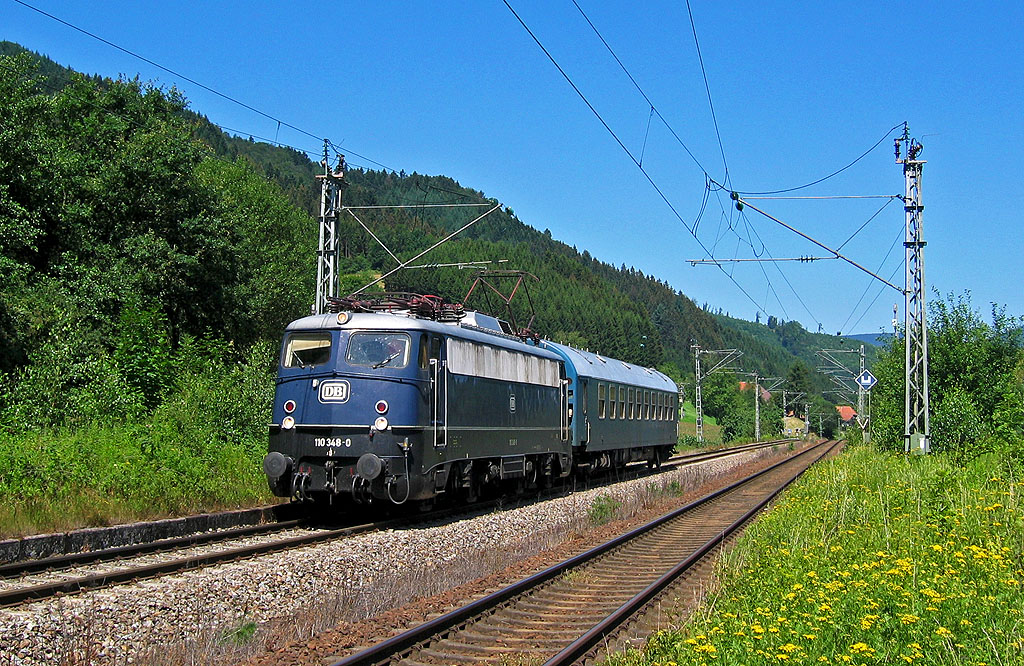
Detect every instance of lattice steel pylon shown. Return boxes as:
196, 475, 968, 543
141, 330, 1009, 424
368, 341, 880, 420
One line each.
314, 142, 348, 314
692, 344, 743, 442
897, 128, 930, 453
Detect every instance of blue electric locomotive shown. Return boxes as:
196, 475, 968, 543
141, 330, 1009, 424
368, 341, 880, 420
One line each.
263, 300, 678, 507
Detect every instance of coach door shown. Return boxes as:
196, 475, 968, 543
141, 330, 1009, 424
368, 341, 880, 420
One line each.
428, 335, 447, 448
560, 371, 571, 442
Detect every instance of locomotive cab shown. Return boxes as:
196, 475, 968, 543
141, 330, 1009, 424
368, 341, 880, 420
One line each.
265, 313, 441, 506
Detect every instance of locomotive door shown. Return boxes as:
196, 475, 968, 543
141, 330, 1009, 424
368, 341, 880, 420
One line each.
428, 335, 447, 448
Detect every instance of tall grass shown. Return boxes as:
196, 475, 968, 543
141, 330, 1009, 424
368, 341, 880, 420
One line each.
609, 445, 1024, 666
0, 338, 276, 537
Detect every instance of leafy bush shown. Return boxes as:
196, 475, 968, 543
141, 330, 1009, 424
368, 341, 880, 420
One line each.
931, 384, 985, 462
588, 493, 622, 526
0, 335, 277, 536
870, 292, 1024, 466
678, 434, 702, 449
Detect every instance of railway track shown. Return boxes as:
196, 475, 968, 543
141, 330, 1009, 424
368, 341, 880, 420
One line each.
0, 439, 792, 609
328, 439, 838, 666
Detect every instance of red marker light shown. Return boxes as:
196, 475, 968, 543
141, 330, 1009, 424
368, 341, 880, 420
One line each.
284, 400, 297, 414
375, 400, 389, 414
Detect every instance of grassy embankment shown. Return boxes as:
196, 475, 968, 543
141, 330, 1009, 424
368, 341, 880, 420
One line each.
678, 400, 724, 446
0, 341, 277, 538
608, 444, 1024, 666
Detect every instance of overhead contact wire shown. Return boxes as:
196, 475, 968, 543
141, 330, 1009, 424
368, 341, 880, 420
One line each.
501, 0, 768, 317
569, 0, 710, 177
685, 0, 729, 187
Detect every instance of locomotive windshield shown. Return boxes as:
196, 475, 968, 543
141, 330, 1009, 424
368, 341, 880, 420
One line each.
347, 332, 412, 369
283, 332, 332, 368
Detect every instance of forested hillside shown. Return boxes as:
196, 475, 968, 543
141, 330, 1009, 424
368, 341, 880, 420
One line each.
205, 129, 862, 388
0, 42, 863, 532
0, 41, 868, 412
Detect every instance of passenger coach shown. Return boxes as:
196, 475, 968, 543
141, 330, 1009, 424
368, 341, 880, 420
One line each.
542, 342, 678, 471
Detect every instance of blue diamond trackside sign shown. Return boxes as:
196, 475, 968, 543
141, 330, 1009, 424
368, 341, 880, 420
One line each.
855, 370, 878, 391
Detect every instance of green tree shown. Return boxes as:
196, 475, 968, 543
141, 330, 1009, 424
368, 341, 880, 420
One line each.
871, 291, 1024, 461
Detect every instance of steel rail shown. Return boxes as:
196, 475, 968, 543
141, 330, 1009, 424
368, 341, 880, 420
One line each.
0, 521, 377, 608
329, 439, 833, 666
545, 440, 840, 665
0, 519, 308, 579
0, 439, 792, 608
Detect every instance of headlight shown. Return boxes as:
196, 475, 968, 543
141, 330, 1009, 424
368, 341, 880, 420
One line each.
282, 416, 295, 430
337, 312, 350, 325
374, 416, 389, 431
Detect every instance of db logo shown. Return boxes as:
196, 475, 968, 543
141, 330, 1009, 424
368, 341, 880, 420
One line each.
319, 381, 351, 404
509, 393, 516, 413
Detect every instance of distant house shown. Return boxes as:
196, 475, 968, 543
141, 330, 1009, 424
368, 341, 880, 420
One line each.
836, 405, 857, 424
738, 381, 772, 402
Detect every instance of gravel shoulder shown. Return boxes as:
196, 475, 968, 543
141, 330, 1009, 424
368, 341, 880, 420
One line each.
0, 443, 805, 666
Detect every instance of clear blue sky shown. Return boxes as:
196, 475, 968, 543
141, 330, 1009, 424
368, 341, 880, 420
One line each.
5, 0, 1022, 336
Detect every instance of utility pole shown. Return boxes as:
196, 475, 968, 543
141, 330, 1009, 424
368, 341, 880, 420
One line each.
692, 344, 743, 443
693, 345, 703, 442
314, 142, 348, 314
856, 344, 871, 442
754, 375, 760, 442
896, 127, 930, 454
743, 373, 781, 442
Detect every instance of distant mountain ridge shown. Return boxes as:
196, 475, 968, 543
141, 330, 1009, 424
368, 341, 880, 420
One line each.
843, 333, 892, 348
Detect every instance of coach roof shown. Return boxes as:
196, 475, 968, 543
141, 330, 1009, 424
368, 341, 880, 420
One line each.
541, 342, 677, 392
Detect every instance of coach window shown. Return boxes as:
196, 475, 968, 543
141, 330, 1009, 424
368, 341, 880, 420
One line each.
618, 385, 626, 419
636, 389, 641, 420
283, 332, 332, 368
659, 393, 666, 420
643, 390, 649, 419
599, 383, 606, 419
628, 388, 635, 419
609, 385, 617, 419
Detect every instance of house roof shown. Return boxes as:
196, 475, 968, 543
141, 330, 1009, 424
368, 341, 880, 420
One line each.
836, 405, 857, 422
738, 382, 772, 402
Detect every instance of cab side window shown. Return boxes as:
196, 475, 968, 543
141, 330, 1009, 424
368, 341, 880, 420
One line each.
283, 332, 332, 368
419, 334, 429, 369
